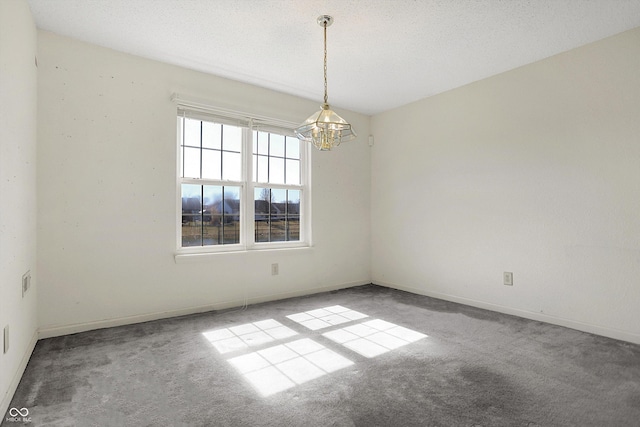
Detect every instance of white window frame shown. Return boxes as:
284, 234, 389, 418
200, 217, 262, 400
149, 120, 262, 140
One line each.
173, 95, 311, 257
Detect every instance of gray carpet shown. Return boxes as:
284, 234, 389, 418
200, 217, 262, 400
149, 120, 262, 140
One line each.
4, 284, 640, 426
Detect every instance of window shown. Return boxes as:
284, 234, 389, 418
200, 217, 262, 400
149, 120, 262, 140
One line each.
177, 107, 309, 253
253, 130, 301, 243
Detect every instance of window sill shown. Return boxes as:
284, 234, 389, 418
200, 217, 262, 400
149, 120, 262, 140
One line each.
174, 244, 313, 264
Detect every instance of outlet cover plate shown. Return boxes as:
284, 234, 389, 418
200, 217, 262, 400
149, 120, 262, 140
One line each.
22, 271, 31, 297
504, 272, 513, 286
3, 325, 9, 354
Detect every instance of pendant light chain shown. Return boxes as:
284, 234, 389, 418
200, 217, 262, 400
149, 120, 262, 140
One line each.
323, 21, 328, 105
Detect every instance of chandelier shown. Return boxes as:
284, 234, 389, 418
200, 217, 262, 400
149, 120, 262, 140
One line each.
295, 15, 357, 151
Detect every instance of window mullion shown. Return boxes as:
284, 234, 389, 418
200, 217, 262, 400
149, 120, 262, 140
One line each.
221, 186, 225, 244
299, 140, 309, 244
220, 124, 224, 181
268, 188, 272, 242
267, 133, 271, 183
199, 121, 203, 180
181, 116, 186, 179
283, 190, 287, 242
244, 125, 255, 248
200, 185, 204, 246
181, 178, 243, 186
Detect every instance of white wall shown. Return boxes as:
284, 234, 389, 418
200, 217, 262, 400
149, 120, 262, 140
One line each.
371, 27, 640, 344
0, 0, 39, 415
37, 32, 371, 337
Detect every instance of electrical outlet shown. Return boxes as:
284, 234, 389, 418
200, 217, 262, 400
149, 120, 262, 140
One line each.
3, 325, 9, 354
22, 271, 31, 297
504, 272, 513, 286
271, 263, 279, 276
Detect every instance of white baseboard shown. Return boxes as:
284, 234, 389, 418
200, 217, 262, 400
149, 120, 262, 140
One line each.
374, 280, 640, 345
38, 280, 368, 339
1, 329, 38, 419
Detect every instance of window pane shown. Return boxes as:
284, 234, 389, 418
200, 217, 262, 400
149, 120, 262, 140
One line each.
252, 154, 257, 182
183, 147, 201, 178
270, 218, 286, 242
223, 125, 242, 152
255, 187, 270, 216
252, 131, 258, 154
193, 185, 240, 246
202, 149, 221, 180
253, 188, 299, 243
271, 189, 287, 242
203, 185, 223, 211
287, 190, 300, 241
203, 185, 222, 245
270, 134, 285, 157
223, 186, 240, 207
222, 151, 242, 181
203, 185, 223, 246
184, 118, 201, 147
202, 121, 221, 149
257, 131, 269, 155
287, 190, 300, 210
286, 159, 300, 185
251, 131, 299, 185
271, 188, 286, 204
269, 157, 285, 184
221, 186, 240, 245
257, 156, 268, 183
182, 184, 202, 247
273, 189, 285, 242
285, 136, 300, 159
255, 219, 270, 242
223, 215, 240, 244
254, 187, 270, 202
254, 187, 270, 242
287, 216, 300, 241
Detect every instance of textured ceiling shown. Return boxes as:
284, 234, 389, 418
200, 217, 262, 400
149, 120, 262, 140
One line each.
26, 0, 640, 116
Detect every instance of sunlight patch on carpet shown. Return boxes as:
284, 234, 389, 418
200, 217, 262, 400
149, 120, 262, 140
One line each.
227, 338, 354, 396
286, 305, 368, 330
202, 319, 298, 354
202, 306, 427, 396
323, 319, 427, 358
